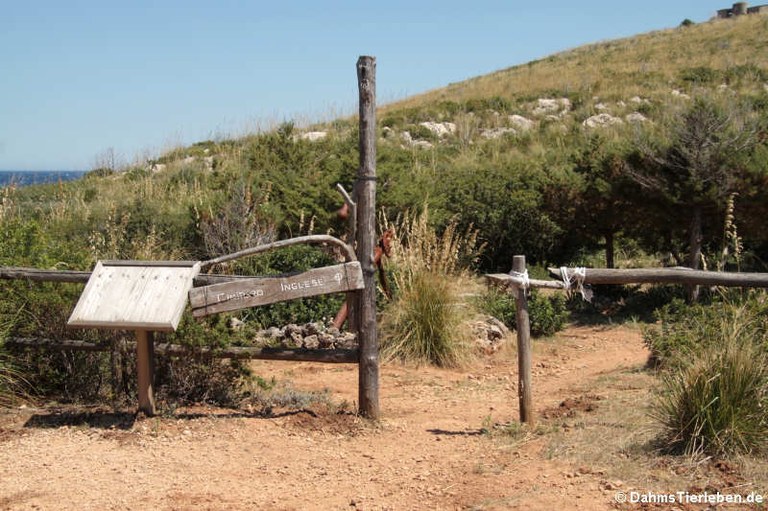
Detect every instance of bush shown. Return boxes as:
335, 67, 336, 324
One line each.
680, 66, 720, 85
648, 292, 768, 455
379, 207, 482, 367
654, 335, 768, 456
479, 287, 569, 338
380, 271, 469, 367
230, 245, 346, 329
643, 294, 768, 368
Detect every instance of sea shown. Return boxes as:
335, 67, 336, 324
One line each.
0, 170, 86, 188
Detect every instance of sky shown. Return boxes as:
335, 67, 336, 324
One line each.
1, 0, 734, 171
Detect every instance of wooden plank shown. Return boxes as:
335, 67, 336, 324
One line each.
0, 266, 91, 283
67, 261, 201, 331
201, 235, 356, 270
5, 337, 359, 363
512, 256, 534, 425
356, 55, 380, 420
485, 273, 567, 290
189, 262, 364, 317
102, 260, 199, 268
548, 267, 768, 287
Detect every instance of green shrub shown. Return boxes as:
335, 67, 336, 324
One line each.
643, 294, 768, 368
654, 334, 768, 456
479, 287, 569, 338
680, 66, 720, 85
230, 245, 345, 329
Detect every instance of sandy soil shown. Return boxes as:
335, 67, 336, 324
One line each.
0, 325, 704, 510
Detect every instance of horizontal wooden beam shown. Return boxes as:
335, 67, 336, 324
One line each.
3, 337, 110, 351
548, 267, 768, 288
4, 337, 358, 363
485, 273, 567, 290
0, 267, 91, 283
189, 262, 364, 317
201, 235, 356, 270
0, 266, 357, 288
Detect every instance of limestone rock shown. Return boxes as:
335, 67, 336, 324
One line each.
532, 98, 571, 116
471, 315, 510, 354
508, 115, 534, 131
418, 121, 456, 137
625, 112, 649, 124
480, 127, 516, 139
583, 113, 624, 129
300, 131, 328, 142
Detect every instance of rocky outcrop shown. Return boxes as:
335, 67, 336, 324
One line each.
625, 112, 649, 124
401, 131, 434, 149
509, 115, 535, 131
300, 131, 328, 142
470, 315, 510, 354
480, 127, 516, 139
253, 322, 357, 350
418, 121, 457, 137
532, 98, 571, 116
583, 113, 624, 129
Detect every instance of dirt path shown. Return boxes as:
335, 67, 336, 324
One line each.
0, 325, 651, 510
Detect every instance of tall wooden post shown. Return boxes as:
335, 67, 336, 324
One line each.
512, 255, 533, 424
356, 56, 379, 419
135, 330, 156, 416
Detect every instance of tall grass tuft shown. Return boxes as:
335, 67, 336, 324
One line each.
379, 207, 483, 367
381, 271, 468, 367
0, 316, 29, 407
0, 353, 27, 408
653, 313, 768, 456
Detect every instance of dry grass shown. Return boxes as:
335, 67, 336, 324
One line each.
384, 15, 768, 112
542, 366, 768, 498
379, 206, 485, 367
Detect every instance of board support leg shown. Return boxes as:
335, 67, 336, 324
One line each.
136, 330, 156, 416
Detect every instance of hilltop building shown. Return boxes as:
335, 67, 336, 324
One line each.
716, 2, 768, 18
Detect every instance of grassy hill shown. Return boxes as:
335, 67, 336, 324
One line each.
3, 14, 768, 275
388, 14, 768, 110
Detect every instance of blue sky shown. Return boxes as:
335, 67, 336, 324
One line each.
1, 0, 732, 170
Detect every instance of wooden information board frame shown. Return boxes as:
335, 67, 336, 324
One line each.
68, 260, 201, 331
68, 260, 201, 415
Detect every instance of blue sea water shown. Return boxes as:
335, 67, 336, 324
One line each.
0, 170, 86, 188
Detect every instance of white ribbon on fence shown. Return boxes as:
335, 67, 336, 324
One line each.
510, 269, 530, 294
559, 266, 593, 302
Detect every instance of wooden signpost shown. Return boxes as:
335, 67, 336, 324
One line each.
68, 260, 201, 416
189, 262, 364, 317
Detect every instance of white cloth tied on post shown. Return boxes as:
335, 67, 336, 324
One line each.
559, 266, 593, 302
510, 269, 530, 294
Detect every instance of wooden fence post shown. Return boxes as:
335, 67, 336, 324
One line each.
512, 255, 534, 425
356, 55, 379, 419
135, 330, 156, 416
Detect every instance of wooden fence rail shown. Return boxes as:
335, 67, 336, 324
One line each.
4, 337, 358, 363
486, 259, 768, 425
0, 266, 341, 287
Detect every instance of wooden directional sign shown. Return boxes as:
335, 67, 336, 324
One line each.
68, 260, 201, 331
189, 262, 364, 318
